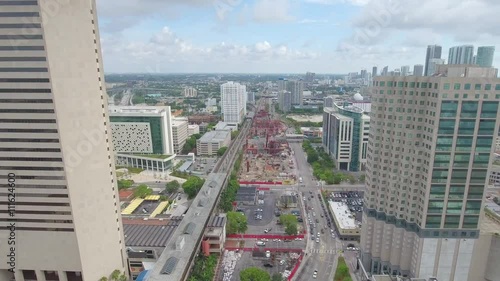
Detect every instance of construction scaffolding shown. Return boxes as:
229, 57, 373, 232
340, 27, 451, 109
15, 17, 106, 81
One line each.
239, 99, 296, 184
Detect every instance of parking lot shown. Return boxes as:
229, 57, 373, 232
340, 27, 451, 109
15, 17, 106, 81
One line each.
229, 251, 301, 281
237, 189, 308, 235
329, 191, 364, 221
189, 157, 218, 175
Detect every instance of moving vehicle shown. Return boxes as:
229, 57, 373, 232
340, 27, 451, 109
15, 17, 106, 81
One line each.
264, 263, 273, 268
265, 250, 271, 258
256, 241, 266, 246
313, 270, 318, 279
299, 177, 303, 183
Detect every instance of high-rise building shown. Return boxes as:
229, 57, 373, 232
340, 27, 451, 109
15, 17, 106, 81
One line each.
448, 45, 474, 65
109, 106, 174, 155
361, 69, 368, 80
322, 102, 370, 172
425, 44, 442, 76
427, 58, 445, 76
277, 78, 287, 92
372, 66, 378, 77
476, 46, 495, 68
287, 80, 304, 105
0, 1, 126, 280
324, 96, 337, 108
413, 64, 424, 77
172, 118, 189, 154
361, 65, 500, 280
247, 92, 255, 104
381, 66, 389, 76
401, 65, 410, 76
305, 72, 315, 83
278, 91, 292, 112
183, 87, 198, 97
221, 81, 247, 124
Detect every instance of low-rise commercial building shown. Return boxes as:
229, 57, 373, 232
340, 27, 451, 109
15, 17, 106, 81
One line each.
123, 217, 183, 280
328, 201, 360, 240
187, 124, 200, 136
196, 130, 231, 156
202, 215, 227, 255
215, 121, 238, 132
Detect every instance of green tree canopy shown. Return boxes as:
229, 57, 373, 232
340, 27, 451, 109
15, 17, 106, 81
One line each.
279, 214, 298, 235
117, 179, 134, 190
271, 273, 284, 281
240, 267, 271, 281
133, 184, 153, 198
226, 211, 248, 234
182, 176, 205, 199
165, 180, 180, 194
217, 146, 228, 156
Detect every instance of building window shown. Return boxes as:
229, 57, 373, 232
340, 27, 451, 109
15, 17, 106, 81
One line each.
443, 83, 450, 90
454, 83, 461, 90
475, 84, 482, 90
464, 83, 471, 90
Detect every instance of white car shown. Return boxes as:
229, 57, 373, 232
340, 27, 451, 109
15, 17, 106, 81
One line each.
295, 237, 303, 241
313, 270, 318, 278
316, 238, 320, 243
265, 250, 271, 258
261, 238, 268, 242
273, 238, 281, 242
279, 260, 286, 265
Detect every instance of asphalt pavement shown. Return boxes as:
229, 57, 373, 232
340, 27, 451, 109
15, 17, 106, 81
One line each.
289, 142, 342, 281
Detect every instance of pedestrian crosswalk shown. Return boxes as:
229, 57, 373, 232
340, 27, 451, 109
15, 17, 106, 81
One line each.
308, 248, 339, 255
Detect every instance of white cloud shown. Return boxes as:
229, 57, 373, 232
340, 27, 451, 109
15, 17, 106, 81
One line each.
298, 19, 329, 24
97, 0, 210, 32
253, 0, 295, 22
101, 26, 319, 73
303, 0, 371, 6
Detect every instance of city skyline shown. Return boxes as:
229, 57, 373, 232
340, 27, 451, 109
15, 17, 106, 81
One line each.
98, 0, 500, 73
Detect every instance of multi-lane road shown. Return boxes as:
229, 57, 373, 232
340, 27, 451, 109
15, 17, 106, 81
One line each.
289, 141, 343, 281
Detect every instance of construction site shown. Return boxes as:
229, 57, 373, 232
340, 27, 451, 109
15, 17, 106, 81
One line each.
239, 99, 297, 185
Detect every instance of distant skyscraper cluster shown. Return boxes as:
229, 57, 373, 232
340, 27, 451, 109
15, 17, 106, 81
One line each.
369, 44, 495, 78
276, 78, 304, 111
221, 81, 247, 124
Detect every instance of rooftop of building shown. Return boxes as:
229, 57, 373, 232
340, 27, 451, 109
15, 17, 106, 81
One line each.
144, 173, 227, 281
188, 124, 199, 128
198, 130, 231, 143
172, 119, 188, 126
334, 102, 365, 113
207, 214, 227, 228
123, 217, 183, 248
328, 201, 359, 230
118, 153, 173, 160
215, 121, 238, 131
109, 106, 170, 116
480, 212, 500, 235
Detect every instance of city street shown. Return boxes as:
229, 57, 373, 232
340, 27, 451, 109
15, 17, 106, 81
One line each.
289, 142, 342, 281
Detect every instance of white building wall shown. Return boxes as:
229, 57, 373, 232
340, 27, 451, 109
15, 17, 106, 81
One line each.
221, 82, 246, 123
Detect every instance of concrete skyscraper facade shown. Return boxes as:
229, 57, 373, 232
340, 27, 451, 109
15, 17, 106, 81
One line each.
448, 45, 474, 65
287, 80, 304, 105
0, 1, 126, 280
428, 58, 445, 76
372, 66, 378, 77
221, 81, 247, 124
401, 65, 410, 76
361, 65, 500, 281
425, 45, 442, 76
476, 46, 495, 68
413, 64, 424, 77
278, 91, 292, 113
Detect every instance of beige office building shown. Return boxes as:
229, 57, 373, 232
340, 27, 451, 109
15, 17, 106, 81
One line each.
361, 65, 500, 281
172, 118, 188, 154
0, 1, 126, 280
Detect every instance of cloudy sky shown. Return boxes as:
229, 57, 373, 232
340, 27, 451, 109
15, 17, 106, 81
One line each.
97, 0, 500, 74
